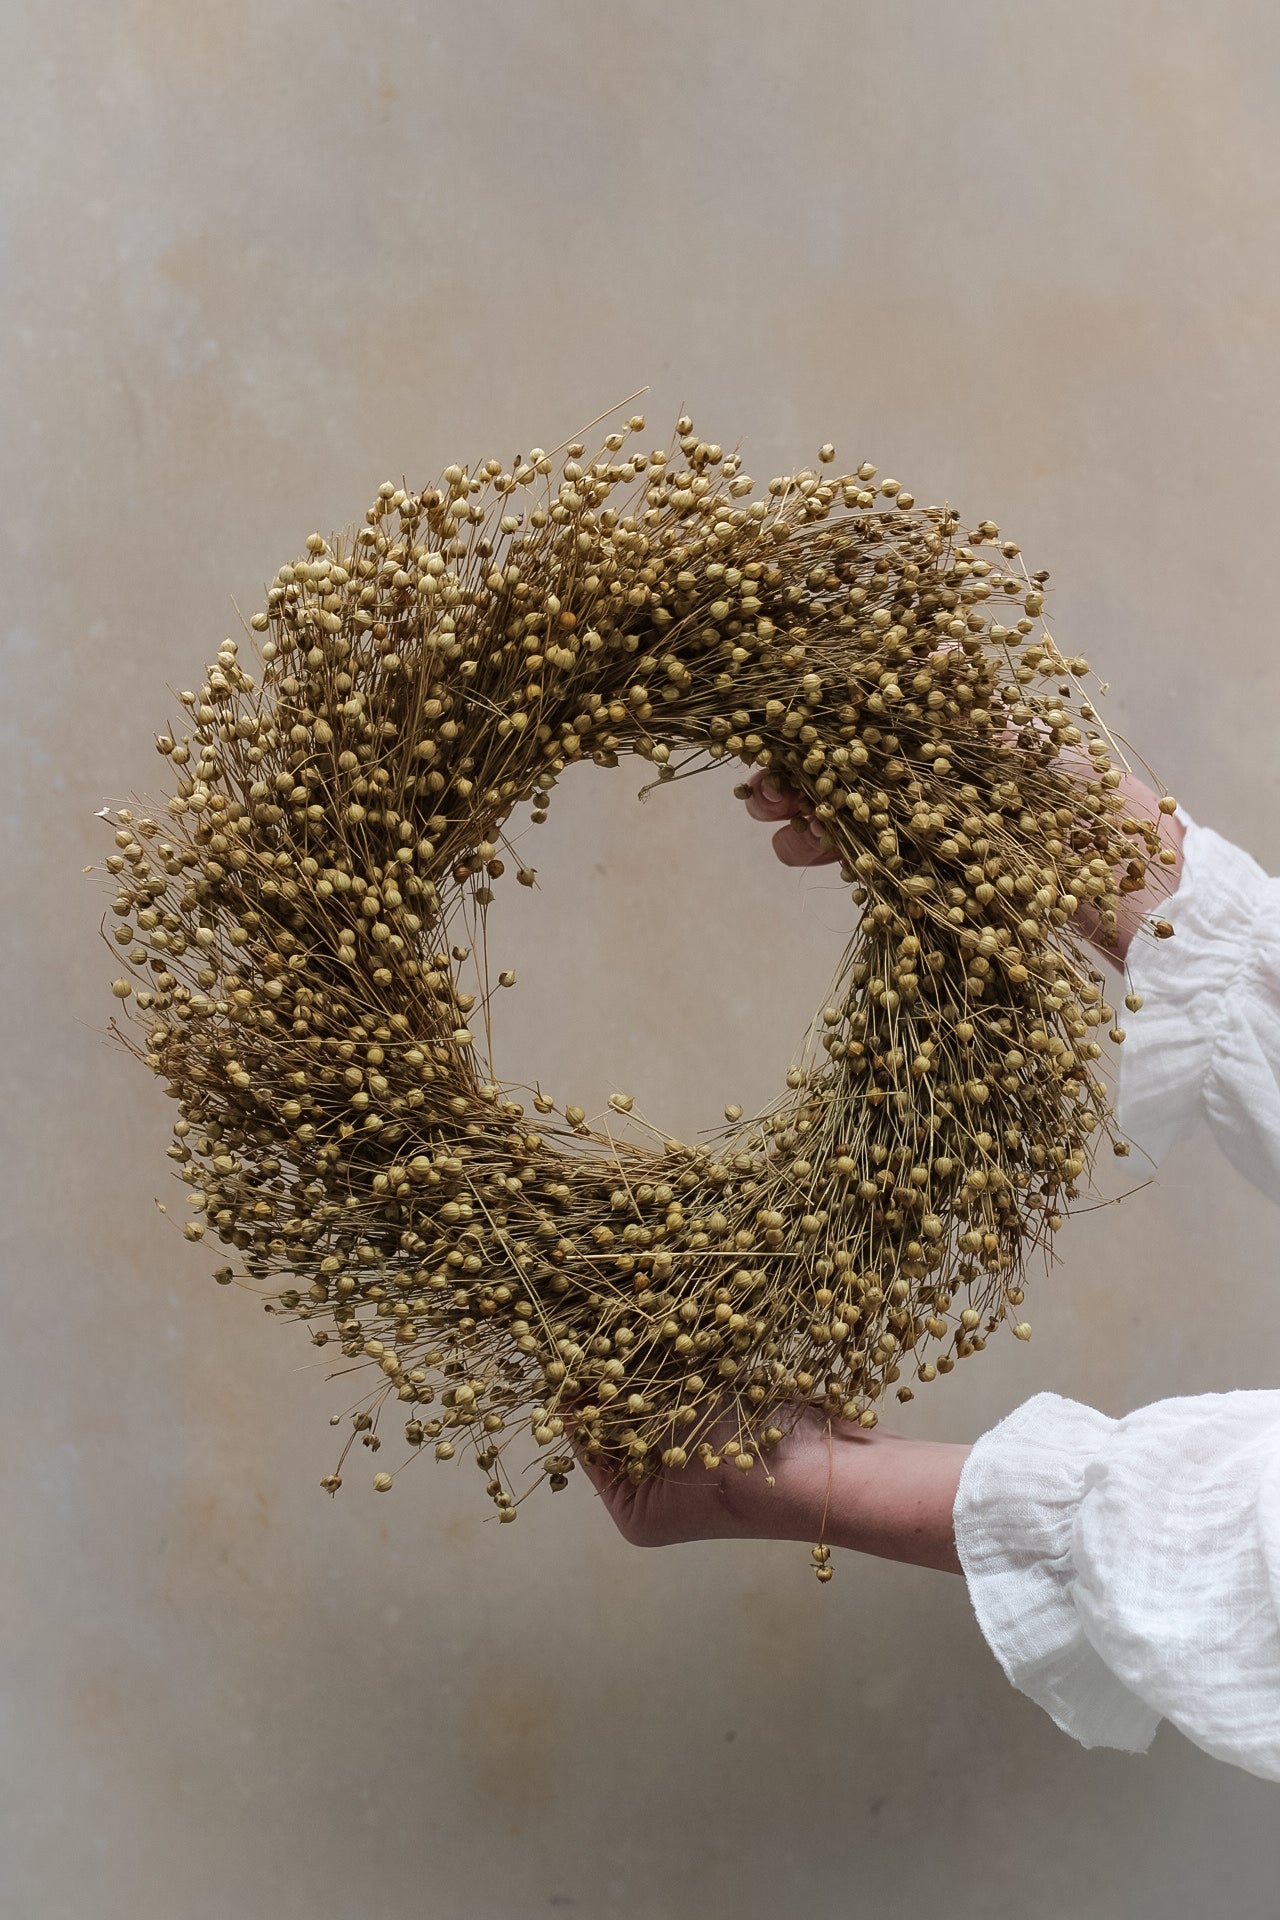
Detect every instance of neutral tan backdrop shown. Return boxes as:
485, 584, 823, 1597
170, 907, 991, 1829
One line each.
5, 3, 1280, 1915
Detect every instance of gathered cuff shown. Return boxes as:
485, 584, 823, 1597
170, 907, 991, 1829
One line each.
1118, 817, 1276, 1165
954, 1393, 1162, 1753
1119, 818, 1280, 1190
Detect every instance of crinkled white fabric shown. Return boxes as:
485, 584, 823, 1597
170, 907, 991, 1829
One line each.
954, 817, 1280, 1777
1118, 818, 1280, 1197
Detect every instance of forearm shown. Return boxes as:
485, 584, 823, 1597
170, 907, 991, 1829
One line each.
740, 1425, 970, 1575
821, 1434, 970, 1573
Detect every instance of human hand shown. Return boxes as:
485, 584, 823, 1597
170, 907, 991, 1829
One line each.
1066, 762, 1185, 961
574, 1407, 790, 1548
740, 768, 839, 868
740, 759, 1184, 964
576, 1405, 967, 1574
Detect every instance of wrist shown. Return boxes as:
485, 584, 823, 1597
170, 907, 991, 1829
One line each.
825, 1433, 969, 1573
732, 1418, 969, 1574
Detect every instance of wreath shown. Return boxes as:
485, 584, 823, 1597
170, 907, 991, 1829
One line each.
104, 411, 1173, 1527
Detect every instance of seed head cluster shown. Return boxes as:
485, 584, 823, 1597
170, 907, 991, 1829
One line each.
103, 414, 1173, 1523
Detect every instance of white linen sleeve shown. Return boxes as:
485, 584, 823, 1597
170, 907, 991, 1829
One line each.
954, 822, 1280, 1774
1118, 815, 1280, 1203
954, 1390, 1280, 1780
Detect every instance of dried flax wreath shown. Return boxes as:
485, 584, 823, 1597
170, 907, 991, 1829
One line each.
103, 410, 1175, 1555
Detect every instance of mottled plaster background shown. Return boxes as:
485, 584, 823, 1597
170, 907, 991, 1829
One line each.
4, 3, 1280, 1916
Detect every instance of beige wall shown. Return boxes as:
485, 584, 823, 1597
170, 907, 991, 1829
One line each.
6, 2, 1280, 1914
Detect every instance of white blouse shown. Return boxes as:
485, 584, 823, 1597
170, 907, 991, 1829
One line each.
953, 819, 1280, 1780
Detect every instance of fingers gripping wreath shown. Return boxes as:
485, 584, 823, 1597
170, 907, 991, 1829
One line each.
105, 413, 1174, 1520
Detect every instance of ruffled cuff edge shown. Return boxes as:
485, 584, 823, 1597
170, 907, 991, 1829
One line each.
954, 1392, 1162, 1754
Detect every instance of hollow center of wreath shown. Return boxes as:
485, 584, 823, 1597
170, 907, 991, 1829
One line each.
475, 759, 855, 1148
